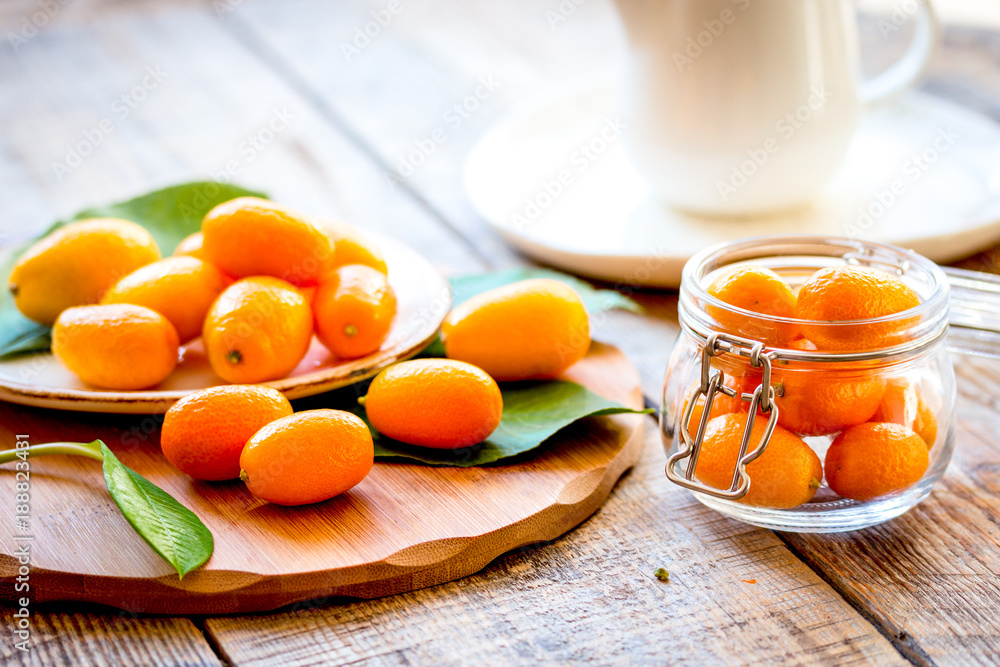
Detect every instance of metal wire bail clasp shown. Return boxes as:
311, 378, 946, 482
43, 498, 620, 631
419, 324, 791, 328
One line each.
665, 333, 780, 501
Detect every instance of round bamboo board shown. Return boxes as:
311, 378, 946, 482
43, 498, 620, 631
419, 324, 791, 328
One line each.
0, 342, 645, 614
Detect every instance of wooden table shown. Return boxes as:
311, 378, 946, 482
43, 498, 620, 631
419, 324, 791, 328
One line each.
2, 1, 1000, 664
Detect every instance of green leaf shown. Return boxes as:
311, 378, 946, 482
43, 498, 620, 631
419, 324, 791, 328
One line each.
365, 380, 651, 467
415, 336, 446, 359
0, 440, 213, 576
448, 267, 642, 314
0, 235, 46, 359
0, 181, 265, 359
100, 442, 214, 578
0, 309, 50, 358
68, 181, 265, 255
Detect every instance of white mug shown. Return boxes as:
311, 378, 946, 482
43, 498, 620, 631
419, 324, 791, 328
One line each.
613, 0, 938, 216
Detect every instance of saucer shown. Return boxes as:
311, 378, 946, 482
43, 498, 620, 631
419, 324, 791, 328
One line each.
0, 232, 449, 413
464, 85, 1000, 288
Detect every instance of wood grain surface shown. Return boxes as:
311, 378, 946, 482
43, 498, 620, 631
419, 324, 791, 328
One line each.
780, 354, 1000, 667
1, 0, 1000, 664
0, 343, 644, 614
205, 423, 908, 666
0, 609, 222, 667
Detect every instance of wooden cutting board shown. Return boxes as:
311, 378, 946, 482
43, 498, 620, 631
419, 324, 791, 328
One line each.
0, 342, 646, 614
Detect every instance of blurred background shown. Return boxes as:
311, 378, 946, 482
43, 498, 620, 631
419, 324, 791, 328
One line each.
2, 0, 999, 261
881, 0, 999, 26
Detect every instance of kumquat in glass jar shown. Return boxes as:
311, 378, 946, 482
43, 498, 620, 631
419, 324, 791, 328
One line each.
658, 236, 1000, 532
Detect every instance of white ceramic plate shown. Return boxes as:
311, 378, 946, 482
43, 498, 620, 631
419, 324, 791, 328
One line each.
0, 232, 450, 413
464, 85, 1000, 288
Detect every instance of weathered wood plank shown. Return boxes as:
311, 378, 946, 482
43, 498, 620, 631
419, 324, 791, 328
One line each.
220, 0, 624, 267
782, 23, 1000, 650
219, 4, 1000, 662
0, 0, 483, 275
780, 354, 1000, 667
225, 0, 1000, 399
206, 422, 905, 667
0, 608, 222, 667
0, 0, 487, 661
0, 344, 646, 615
219, 0, 683, 399
1, 0, 999, 665
225, 2, 1000, 263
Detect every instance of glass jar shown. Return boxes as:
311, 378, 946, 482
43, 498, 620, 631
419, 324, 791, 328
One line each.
660, 236, 995, 533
